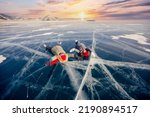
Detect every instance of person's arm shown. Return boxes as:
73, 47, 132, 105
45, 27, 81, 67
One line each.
48, 56, 59, 66
49, 59, 59, 66
70, 48, 80, 53
67, 53, 82, 60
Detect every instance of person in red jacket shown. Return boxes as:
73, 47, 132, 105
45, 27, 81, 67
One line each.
70, 40, 91, 60
44, 43, 74, 66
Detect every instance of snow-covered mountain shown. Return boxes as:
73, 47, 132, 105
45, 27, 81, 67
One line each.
41, 15, 59, 21
0, 13, 24, 21
0, 13, 14, 20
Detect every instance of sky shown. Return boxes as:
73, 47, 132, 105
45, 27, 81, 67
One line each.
0, 0, 150, 20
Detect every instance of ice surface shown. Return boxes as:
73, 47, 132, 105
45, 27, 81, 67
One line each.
0, 21, 150, 100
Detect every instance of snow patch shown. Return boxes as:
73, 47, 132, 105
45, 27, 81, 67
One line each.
21, 32, 54, 38
66, 31, 76, 34
57, 25, 69, 28
0, 55, 6, 63
126, 24, 142, 26
143, 48, 150, 52
112, 36, 119, 40
41, 32, 54, 36
112, 33, 150, 45
57, 33, 64, 37
32, 28, 52, 32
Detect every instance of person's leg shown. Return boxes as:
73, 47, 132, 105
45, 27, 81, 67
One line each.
68, 53, 75, 58
75, 53, 83, 60
70, 48, 80, 53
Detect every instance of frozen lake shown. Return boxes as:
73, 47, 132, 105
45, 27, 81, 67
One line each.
0, 21, 150, 100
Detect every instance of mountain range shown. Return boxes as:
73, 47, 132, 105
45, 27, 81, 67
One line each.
0, 13, 15, 20
0, 13, 60, 21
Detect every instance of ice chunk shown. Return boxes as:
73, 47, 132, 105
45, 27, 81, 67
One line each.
143, 48, 150, 52
112, 36, 119, 40
0, 55, 6, 63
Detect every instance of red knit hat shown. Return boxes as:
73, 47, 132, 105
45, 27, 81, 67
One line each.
58, 53, 68, 63
60, 54, 67, 61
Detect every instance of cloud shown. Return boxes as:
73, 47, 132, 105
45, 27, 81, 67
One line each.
67, 0, 84, 6
123, 2, 150, 7
23, 9, 46, 18
0, 1, 13, 5
100, 0, 150, 20
47, 0, 84, 6
47, 0, 64, 4
0, 1, 14, 11
28, 9, 45, 14
103, 10, 150, 19
37, 0, 46, 7
138, 10, 150, 14
104, 0, 131, 6
137, 2, 150, 6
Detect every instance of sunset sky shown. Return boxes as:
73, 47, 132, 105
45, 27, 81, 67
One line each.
0, 0, 150, 20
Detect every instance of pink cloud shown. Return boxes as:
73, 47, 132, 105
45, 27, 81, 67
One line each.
67, 0, 84, 6
47, 0, 64, 4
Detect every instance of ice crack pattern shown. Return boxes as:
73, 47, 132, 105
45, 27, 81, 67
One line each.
0, 21, 150, 100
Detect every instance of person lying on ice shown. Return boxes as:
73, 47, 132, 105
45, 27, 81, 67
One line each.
70, 40, 92, 60
44, 42, 74, 66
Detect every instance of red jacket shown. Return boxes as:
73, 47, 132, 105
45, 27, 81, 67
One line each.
49, 54, 68, 66
83, 51, 90, 57
49, 59, 59, 66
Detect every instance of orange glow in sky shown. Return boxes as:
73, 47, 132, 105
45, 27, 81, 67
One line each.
0, 0, 150, 20
79, 12, 86, 20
